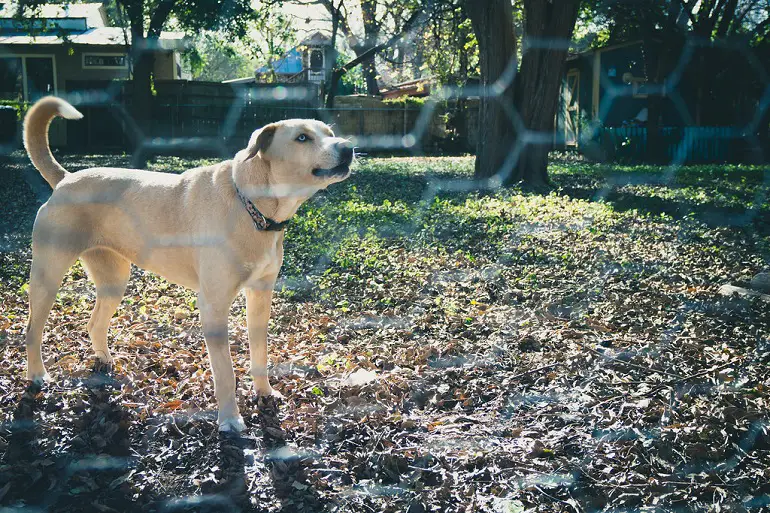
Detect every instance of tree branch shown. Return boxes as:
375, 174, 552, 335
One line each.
148, 0, 175, 38
337, 8, 421, 73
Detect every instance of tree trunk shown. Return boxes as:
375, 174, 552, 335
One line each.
361, 53, 380, 95
323, 1, 342, 106
122, 0, 153, 167
360, 0, 380, 96
130, 42, 155, 167
464, 0, 517, 181
511, 0, 580, 186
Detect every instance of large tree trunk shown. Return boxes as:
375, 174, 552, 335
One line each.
130, 41, 155, 167
124, 1, 153, 167
465, 0, 517, 181
360, 0, 380, 95
511, 0, 580, 186
361, 54, 380, 95
120, 0, 172, 167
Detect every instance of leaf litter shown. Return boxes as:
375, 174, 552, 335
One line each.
0, 152, 769, 512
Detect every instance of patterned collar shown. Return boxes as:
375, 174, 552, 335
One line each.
235, 184, 289, 232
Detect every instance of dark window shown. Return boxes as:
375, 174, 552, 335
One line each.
310, 49, 323, 70
0, 57, 22, 101
26, 57, 54, 101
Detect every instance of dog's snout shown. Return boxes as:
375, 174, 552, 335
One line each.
337, 141, 354, 165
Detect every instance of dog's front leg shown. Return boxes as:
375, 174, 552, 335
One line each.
245, 273, 281, 398
198, 292, 245, 433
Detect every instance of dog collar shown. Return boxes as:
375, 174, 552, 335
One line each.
235, 185, 289, 232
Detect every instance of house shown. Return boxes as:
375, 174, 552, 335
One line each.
225, 32, 333, 103
0, 2, 188, 145
558, 40, 680, 147
256, 32, 334, 85
556, 39, 754, 162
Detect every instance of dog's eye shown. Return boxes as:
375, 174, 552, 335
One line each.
296, 134, 311, 143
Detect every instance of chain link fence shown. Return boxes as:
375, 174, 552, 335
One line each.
1, 13, 770, 513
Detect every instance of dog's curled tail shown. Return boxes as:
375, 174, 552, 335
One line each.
23, 96, 83, 188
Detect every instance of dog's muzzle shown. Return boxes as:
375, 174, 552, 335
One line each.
312, 142, 354, 178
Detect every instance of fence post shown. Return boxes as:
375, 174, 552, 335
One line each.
403, 103, 408, 136
358, 109, 364, 136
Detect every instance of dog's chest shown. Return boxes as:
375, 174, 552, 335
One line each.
242, 237, 283, 284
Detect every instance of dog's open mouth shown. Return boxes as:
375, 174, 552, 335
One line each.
312, 163, 350, 178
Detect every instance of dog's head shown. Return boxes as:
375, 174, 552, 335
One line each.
239, 119, 353, 191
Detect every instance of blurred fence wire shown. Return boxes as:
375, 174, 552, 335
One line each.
1, 10, 770, 513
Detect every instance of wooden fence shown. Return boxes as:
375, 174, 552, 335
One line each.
63, 80, 322, 153
54, 80, 458, 154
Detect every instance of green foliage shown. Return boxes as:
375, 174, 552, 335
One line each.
0, 100, 28, 121
336, 52, 366, 95
187, 34, 256, 82
382, 96, 426, 107
419, 3, 479, 85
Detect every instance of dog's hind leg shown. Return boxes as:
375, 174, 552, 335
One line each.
81, 249, 131, 365
26, 248, 77, 383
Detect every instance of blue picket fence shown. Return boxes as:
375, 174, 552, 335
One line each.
595, 126, 736, 163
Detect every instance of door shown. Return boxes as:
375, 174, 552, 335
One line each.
25, 57, 55, 101
564, 70, 580, 146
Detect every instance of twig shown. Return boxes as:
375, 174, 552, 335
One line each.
509, 362, 562, 381
644, 361, 737, 397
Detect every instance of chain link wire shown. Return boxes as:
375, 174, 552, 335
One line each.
1, 16, 770, 513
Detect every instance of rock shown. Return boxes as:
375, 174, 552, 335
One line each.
750, 272, 770, 293
718, 284, 770, 302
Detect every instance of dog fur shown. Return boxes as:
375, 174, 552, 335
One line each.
23, 96, 352, 432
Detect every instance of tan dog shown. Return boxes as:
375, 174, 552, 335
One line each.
23, 96, 352, 431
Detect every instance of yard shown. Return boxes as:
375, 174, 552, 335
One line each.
1, 152, 769, 512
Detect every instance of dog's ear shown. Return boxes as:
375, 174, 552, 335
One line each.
245, 124, 277, 161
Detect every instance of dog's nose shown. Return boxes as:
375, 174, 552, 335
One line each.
337, 141, 354, 165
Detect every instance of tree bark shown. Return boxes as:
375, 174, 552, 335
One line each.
464, 0, 517, 182
511, 0, 580, 186
118, 0, 153, 165
360, 0, 381, 95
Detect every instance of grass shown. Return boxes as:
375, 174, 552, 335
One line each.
1, 152, 769, 512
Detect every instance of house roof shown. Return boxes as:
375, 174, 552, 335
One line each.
256, 48, 304, 75
0, 3, 108, 28
0, 27, 186, 48
299, 31, 331, 47
0, 2, 185, 48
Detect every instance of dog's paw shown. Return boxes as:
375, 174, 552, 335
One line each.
93, 350, 114, 365
218, 414, 247, 433
253, 380, 284, 400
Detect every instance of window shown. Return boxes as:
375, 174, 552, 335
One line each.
26, 57, 55, 101
83, 54, 128, 69
0, 17, 87, 32
310, 49, 323, 71
0, 57, 23, 101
